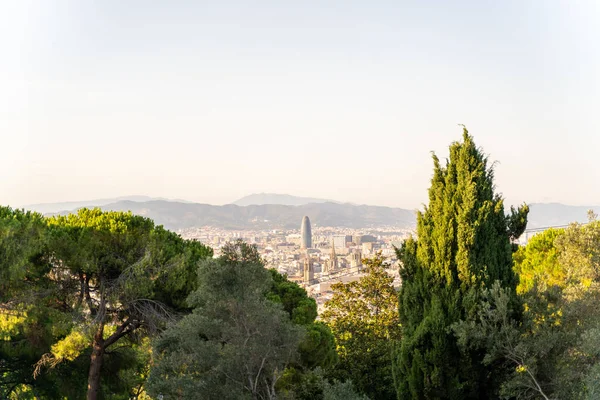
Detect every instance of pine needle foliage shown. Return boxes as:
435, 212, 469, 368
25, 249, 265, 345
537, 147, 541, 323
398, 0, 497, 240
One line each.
393, 128, 528, 399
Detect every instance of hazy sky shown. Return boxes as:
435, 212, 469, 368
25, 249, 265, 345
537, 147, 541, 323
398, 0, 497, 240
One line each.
2, 0, 599, 209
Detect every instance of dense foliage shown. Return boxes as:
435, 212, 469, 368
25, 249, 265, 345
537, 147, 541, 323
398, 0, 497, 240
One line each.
5, 129, 600, 400
147, 240, 340, 400
394, 128, 528, 399
0, 208, 212, 399
148, 241, 304, 399
321, 252, 400, 399
456, 217, 600, 399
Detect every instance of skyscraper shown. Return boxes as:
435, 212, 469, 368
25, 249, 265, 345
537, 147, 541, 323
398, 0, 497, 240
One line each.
300, 216, 312, 249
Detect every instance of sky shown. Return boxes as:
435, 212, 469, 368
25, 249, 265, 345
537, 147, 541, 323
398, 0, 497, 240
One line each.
1, 0, 599, 209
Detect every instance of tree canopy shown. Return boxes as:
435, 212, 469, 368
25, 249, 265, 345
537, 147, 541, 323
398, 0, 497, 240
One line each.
7, 128, 600, 400
321, 252, 400, 399
456, 217, 600, 399
147, 240, 305, 400
1, 208, 212, 399
394, 128, 528, 399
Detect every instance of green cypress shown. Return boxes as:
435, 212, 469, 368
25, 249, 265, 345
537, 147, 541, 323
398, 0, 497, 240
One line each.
393, 128, 528, 399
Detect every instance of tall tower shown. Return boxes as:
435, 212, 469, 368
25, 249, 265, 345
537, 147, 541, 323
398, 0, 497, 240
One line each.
300, 216, 312, 249
324, 238, 338, 273
303, 253, 314, 283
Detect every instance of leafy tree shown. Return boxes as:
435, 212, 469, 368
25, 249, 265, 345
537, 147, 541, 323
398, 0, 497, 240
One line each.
267, 269, 336, 371
26, 208, 212, 400
0, 206, 47, 301
518, 218, 600, 400
555, 216, 600, 291
321, 252, 400, 399
453, 282, 552, 400
148, 240, 304, 399
394, 128, 528, 399
226, 242, 337, 374
0, 207, 58, 398
1, 208, 211, 398
267, 269, 318, 326
277, 368, 368, 400
221, 241, 336, 372
323, 379, 369, 400
456, 218, 600, 399
513, 228, 563, 296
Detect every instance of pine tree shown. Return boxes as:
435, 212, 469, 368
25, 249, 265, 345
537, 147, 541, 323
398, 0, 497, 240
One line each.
393, 127, 528, 399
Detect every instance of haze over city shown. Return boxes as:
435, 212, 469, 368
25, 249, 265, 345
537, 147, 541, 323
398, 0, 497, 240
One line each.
2, 1, 600, 209
5, 2, 600, 399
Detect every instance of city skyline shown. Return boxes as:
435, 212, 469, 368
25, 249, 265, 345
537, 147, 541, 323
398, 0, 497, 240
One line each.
2, 1, 599, 209
3, 2, 600, 398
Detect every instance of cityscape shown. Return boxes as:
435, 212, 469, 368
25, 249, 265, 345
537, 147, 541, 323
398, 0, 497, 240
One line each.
3, 1, 599, 399
178, 215, 411, 311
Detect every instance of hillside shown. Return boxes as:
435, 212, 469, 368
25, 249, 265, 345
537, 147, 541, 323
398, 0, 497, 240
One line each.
32, 195, 600, 232
25, 195, 191, 214
77, 200, 417, 231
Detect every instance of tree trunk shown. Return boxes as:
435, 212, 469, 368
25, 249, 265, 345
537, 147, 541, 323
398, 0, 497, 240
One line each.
87, 325, 105, 400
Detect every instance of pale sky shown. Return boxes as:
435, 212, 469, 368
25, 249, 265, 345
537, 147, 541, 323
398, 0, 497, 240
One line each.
1, 0, 599, 209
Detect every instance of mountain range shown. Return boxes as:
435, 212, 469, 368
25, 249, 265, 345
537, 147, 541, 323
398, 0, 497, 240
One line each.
46, 200, 416, 231
24, 194, 598, 232
232, 193, 341, 206
25, 195, 192, 214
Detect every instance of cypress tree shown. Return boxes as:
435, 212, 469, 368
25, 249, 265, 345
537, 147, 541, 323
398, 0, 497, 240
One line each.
393, 127, 528, 399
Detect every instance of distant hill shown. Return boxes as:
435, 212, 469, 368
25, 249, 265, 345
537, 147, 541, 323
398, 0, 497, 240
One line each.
232, 193, 340, 206
30, 195, 599, 233
25, 196, 191, 214
51, 200, 416, 231
526, 203, 599, 229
